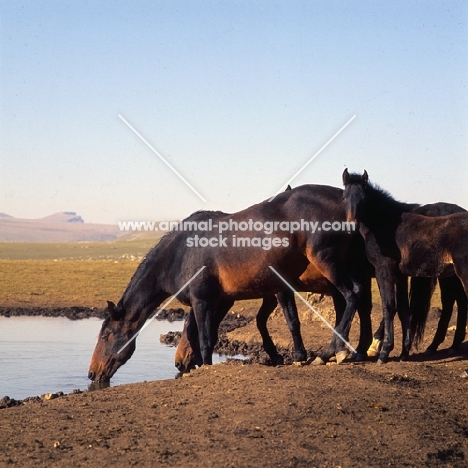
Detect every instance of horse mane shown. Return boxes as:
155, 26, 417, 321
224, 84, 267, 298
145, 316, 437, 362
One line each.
122, 210, 228, 294
184, 209, 229, 220
348, 172, 419, 214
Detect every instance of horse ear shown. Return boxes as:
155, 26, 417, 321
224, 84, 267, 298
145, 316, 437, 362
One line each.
342, 168, 350, 185
107, 301, 120, 321
363, 170, 368, 185
285, 185, 292, 191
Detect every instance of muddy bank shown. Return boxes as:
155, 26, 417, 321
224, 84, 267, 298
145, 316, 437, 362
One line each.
1, 300, 468, 466
2, 360, 468, 468
0, 306, 186, 321
159, 311, 306, 364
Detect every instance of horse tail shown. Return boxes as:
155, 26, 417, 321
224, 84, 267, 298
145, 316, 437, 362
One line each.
409, 277, 437, 349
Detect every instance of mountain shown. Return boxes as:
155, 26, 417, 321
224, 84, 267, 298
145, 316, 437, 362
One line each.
39, 212, 85, 223
0, 212, 124, 242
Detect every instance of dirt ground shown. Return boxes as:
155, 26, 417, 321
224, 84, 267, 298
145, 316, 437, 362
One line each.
1, 298, 468, 467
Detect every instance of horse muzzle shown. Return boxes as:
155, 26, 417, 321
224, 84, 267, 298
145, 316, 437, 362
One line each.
175, 359, 197, 374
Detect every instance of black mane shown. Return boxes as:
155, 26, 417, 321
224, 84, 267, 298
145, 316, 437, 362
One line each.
184, 209, 228, 220
347, 172, 419, 215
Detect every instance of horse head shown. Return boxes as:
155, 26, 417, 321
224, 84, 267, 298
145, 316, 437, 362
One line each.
88, 301, 137, 382
342, 168, 368, 224
174, 310, 203, 373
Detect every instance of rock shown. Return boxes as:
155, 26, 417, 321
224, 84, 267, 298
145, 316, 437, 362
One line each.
22, 396, 42, 404
154, 308, 187, 322
0, 396, 22, 409
160, 331, 181, 346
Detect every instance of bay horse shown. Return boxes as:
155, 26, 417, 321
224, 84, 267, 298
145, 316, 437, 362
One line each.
175, 246, 373, 373
342, 169, 468, 364
175, 190, 369, 372
89, 184, 371, 382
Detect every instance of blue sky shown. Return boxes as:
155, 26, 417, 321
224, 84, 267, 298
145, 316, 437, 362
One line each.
1, 1, 467, 224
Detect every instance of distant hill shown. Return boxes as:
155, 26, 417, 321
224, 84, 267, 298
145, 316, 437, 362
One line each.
39, 212, 85, 223
0, 212, 125, 242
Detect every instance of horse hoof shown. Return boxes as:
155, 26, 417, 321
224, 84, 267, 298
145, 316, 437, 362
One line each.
336, 350, 349, 364
399, 354, 409, 362
311, 356, 326, 366
423, 348, 436, 356
377, 359, 386, 365
352, 352, 367, 362
294, 352, 308, 362
269, 354, 284, 366
367, 338, 382, 357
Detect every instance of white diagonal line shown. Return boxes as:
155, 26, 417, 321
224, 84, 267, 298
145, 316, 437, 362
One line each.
117, 265, 206, 354
268, 266, 356, 353
118, 114, 207, 202
269, 115, 356, 202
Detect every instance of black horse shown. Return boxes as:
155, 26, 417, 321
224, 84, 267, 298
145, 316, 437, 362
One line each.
89, 184, 372, 382
343, 169, 468, 365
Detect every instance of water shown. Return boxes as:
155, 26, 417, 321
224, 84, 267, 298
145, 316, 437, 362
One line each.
0, 316, 225, 400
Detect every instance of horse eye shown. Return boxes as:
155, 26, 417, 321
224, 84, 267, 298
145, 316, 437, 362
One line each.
101, 334, 109, 342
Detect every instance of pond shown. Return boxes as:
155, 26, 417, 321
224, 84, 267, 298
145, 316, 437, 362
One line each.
0, 316, 225, 400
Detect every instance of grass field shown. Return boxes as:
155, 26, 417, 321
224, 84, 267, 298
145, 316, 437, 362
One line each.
0, 239, 442, 311
0, 238, 160, 308
0, 237, 161, 261
0, 259, 140, 308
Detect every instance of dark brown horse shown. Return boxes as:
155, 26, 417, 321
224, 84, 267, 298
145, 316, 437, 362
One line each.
174, 252, 372, 373
368, 203, 467, 357
343, 169, 468, 364
409, 203, 467, 354
89, 184, 370, 382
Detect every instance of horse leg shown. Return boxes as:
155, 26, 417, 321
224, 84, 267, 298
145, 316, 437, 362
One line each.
395, 274, 411, 361
367, 276, 404, 357
330, 287, 370, 362
354, 273, 373, 361
452, 280, 467, 352
310, 262, 360, 364
330, 290, 345, 326
277, 290, 307, 362
256, 295, 284, 365
442, 276, 467, 354
368, 320, 384, 357
192, 298, 233, 365
426, 277, 455, 353
375, 270, 397, 365
184, 308, 203, 368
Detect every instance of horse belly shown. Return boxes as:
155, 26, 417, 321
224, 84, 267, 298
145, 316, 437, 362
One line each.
217, 255, 307, 298
217, 264, 276, 297
399, 251, 453, 278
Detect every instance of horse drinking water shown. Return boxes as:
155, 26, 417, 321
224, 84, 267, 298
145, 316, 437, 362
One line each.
88, 185, 369, 382
175, 248, 373, 373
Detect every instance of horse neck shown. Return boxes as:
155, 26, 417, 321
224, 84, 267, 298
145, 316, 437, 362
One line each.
363, 186, 414, 233
120, 248, 169, 326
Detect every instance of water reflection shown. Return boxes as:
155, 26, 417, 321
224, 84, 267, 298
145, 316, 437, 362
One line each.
0, 316, 185, 400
